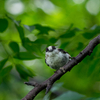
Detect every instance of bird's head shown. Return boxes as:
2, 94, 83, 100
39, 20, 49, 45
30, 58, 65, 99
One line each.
46, 46, 56, 52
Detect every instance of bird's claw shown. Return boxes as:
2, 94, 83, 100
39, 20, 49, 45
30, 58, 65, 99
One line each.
60, 67, 66, 73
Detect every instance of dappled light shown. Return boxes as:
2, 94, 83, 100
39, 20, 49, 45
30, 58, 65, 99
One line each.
5, 0, 24, 15
73, 0, 85, 4
34, 0, 57, 14
86, 0, 100, 15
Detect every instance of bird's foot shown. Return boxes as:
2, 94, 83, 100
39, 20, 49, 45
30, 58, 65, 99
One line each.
60, 67, 66, 73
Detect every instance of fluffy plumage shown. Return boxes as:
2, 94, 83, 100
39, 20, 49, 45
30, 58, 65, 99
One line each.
45, 46, 71, 70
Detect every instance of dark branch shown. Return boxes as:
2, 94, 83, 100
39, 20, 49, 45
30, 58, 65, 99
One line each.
22, 35, 100, 100
45, 79, 53, 94
24, 82, 39, 87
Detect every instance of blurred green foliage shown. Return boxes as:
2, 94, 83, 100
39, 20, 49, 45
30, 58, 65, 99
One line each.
0, 0, 100, 100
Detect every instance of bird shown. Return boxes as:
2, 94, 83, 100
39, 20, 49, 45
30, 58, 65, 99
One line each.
45, 46, 71, 71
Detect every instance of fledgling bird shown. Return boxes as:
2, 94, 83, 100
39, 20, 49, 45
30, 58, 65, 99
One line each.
45, 46, 71, 71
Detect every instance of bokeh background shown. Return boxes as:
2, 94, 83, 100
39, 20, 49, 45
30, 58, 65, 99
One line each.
0, 0, 100, 100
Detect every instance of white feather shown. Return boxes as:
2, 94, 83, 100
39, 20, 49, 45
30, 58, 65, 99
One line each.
45, 47, 71, 70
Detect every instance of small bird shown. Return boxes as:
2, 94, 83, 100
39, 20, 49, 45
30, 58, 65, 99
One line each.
45, 46, 71, 71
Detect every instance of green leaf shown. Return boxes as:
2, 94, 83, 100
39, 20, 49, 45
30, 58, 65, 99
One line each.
49, 38, 58, 43
0, 58, 8, 71
60, 42, 70, 49
6, 14, 21, 26
34, 24, 54, 35
83, 25, 100, 39
60, 27, 80, 38
67, 24, 74, 31
6, 15, 24, 41
87, 59, 99, 76
53, 91, 85, 100
15, 64, 34, 80
15, 25, 25, 41
0, 65, 12, 78
0, 18, 8, 32
22, 38, 36, 51
22, 37, 43, 56
85, 97, 98, 100
24, 24, 54, 34
9, 41, 19, 53
51, 83, 63, 92
34, 37, 50, 44
82, 31, 95, 39
76, 42, 84, 50
90, 24, 97, 30
14, 52, 40, 60
24, 25, 35, 32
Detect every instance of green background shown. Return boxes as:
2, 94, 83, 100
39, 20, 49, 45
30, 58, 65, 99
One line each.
0, 0, 100, 100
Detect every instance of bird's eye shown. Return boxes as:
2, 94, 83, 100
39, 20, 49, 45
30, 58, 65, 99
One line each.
46, 46, 56, 52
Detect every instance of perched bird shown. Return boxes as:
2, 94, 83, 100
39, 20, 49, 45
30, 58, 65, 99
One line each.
45, 46, 71, 71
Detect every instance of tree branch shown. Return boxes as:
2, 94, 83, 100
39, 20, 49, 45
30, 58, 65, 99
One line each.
22, 35, 100, 100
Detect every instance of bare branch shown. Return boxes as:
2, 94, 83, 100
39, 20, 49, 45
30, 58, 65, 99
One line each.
22, 35, 100, 100
24, 82, 38, 87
